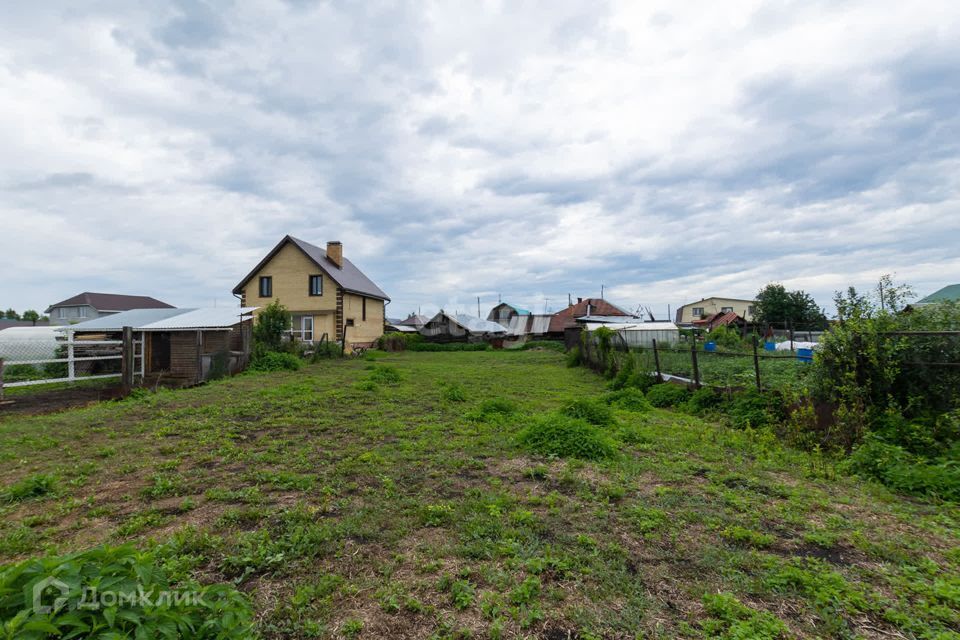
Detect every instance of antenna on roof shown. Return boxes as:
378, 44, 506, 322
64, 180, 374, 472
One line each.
477, 297, 481, 318
568, 293, 572, 307
601, 284, 604, 299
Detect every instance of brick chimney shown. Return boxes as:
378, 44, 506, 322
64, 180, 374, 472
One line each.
326, 241, 343, 268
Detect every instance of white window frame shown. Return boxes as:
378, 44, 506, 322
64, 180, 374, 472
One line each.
78, 306, 88, 318
301, 316, 313, 342
692, 307, 704, 317
58, 307, 66, 319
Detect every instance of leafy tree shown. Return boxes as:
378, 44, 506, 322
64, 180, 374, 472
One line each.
753, 283, 827, 329
876, 273, 915, 313
21, 309, 40, 325
252, 300, 291, 354
3, 308, 18, 320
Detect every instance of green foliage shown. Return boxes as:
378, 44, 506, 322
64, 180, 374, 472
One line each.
845, 436, 960, 500
721, 525, 775, 548
565, 346, 582, 368
367, 364, 402, 384
701, 592, 789, 639
409, 341, 490, 352
208, 350, 230, 381
602, 388, 653, 412
519, 340, 565, 352
3, 308, 19, 320
377, 332, 423, 351
0, 545, 255, 639
252, 300, 292, 354
684, 387, 725, 415
1, 473, 56, 503
21, 310, 40, 325
727, 389, 786, 430
310, 341, 343, 360
754, 283, 827, 329
468, 398, 518, 422
249, 351, 302, 372
518, 414, 617, 460
440, 380, 467, 402
645, 383, 691, 408
560, 398, 616, 427
706, 325, 746, 350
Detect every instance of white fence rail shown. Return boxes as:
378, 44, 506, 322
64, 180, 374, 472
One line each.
0, 336, 143, 390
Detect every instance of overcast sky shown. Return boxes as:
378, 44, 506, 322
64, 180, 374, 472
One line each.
2, 1, 958, 319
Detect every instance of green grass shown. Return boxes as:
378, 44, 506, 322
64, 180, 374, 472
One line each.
0, 350, 957, 639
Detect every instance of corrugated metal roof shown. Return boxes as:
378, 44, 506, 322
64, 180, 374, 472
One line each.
582, 322, 678, 331
575, 315, 644, 324
449, 314, 507, 334
506, 314, 553, 336
71, 308, 256, 331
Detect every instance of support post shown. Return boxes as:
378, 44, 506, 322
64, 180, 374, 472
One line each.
0, 357, 4, 400
341, 323, 347, 355
196, 330, 203, 384
651, 339, 663, 383
121, 326, 134, 394
752, 335, 762, 392
788, 319, 794, 351
67, 331, 75, 381
690, 338, 701, 389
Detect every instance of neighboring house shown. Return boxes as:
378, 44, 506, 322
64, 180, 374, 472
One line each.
693, 311, 747, 331
420, 312, 507, 341
0, 318, 50, 332
45, 292, 174, 326
72, 307, 255, 386
232, 236, 389, 350
914, 284, 960, 306
548, 298, 632, 335
487, 302, 530, 327
675, 297, 756, 325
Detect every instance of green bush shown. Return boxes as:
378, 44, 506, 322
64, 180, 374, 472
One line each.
684, 388, 726, 415
311, 342, 343, 360
249, 351, 302, 372
519, 340, 565, 352
208, 350, 231, 381
846, 436, 960, 500
727, 389, 786, 429
468, 398, 518, 422
565, 347, 582, 368
440, 381, 467, 402
377, 332, 423, 351
2, 473, 57, 503
645, 383, 691, 408
0, 545, 255, 639
561, 398, 616, 427
367, 364, 402, 384
602, 388, 653, 412
701, 592, 789, 639
408, 342, 490, 352
518, 414, 617, 460
252, 300, 291, 354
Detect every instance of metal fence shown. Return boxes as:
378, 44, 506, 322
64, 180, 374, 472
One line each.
0, 334, 143, 395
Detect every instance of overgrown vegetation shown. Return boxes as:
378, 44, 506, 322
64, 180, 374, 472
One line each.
1, 350, 957, 638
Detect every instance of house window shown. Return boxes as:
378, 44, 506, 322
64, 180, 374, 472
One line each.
692, 307, 704, 317
300, 316, 313, 342
345, 318, 355, 327
309, 275, 323, 296
78, 306, 87, 318
58, 308, 66, 319
721, 306, 734, 313
362, 298, 367, 321
259, 276, 272, 297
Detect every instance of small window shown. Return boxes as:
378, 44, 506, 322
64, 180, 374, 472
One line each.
259, 276, 272, 297
309, 275, 323, 296
78, 306, 87, 318
692, 307, 704, 317
345, 318, 355, 327
721, 306, 734, 313
58, 307, 66, 319
362, 298, 367, 321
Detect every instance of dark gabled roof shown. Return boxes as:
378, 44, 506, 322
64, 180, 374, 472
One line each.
45, 292, 174, 314
549, 298, 631, 333
232, 235, 390, 301
917, 284, 960, 304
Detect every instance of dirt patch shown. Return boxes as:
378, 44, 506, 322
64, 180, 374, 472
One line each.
0, 384, 124, 417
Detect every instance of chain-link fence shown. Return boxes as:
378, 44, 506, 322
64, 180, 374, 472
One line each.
0, 335, 141, 393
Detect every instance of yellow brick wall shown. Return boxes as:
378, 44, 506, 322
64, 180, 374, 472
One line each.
342, 292, 385, 346
241, 242, 338, 315
678, 298, 756, 323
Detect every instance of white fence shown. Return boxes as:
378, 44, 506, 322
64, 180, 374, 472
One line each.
0, 335, 143, 390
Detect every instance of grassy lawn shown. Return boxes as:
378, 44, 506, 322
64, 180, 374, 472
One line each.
1, 351, 958, 639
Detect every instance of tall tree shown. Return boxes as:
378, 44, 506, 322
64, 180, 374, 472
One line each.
3, 308, 19, 320
22, 310, 40, 325
754, 283, 827, 329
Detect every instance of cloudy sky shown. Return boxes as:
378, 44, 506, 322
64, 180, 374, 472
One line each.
2, 1, 958, 319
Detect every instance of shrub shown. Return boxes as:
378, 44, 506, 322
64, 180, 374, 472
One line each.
208, 350, 230, 381
468, 398, 518, 422
727, 389, 786, 430
602, 388, 653, 412
845, 436, 960, 500
561, 398, 616, 427
519, 340, 565, 352
440, 381, 467, 402
367, 364, 401, 384
311, 341, 343, 360
1, 473, 56, 503
252, 300, 291, 354
378, 332, 423, 351
645, 383, 691, 408
518, 414, 617, 460
565, 347, 582, 368
249, 351, 302, 372
0, 545, 255, 639
408, 342, 490, 352
684, 388, 725, 415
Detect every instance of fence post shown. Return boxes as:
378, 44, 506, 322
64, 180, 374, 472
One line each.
121, 326, 134, 394
788, 319, 795, 351
651, 339, 663, 383
752, 335, 762, 392
0, 357, 4, 400
67, 332, 75, 382
690, 339, 701, 389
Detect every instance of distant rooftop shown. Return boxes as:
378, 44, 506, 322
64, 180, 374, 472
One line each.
45, 292, 174, 313
917, 284, 960, 304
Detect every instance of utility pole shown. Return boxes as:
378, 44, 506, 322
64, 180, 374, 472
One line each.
568, 293, 572, 307
601, 284, 604, 299
477, 297, 481, 318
